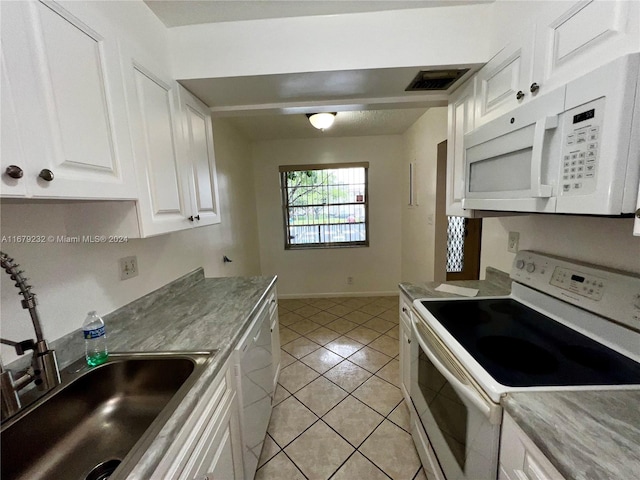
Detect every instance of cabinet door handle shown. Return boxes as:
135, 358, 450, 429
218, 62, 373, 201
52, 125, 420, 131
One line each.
530, 82, 540, 94
195, 214, 200, 220
38, 169, 54, 181
408, 338, 411, 344
5, 165, 23, 179
402, 307, 408, 313
516, 90, 525, 100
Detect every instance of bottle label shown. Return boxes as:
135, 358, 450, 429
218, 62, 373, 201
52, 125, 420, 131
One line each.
83, 326, 106, 339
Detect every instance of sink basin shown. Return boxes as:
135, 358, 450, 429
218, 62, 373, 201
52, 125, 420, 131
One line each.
1, 352, 213, 480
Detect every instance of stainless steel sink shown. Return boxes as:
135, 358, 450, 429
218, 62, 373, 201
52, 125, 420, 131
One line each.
0, 351, 214, 480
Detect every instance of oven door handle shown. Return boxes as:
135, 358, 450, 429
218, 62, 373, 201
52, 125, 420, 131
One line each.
412, 317, 501, 425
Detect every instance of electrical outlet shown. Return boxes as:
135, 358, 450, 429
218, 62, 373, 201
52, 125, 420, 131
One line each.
508, 232, 520, 253
119, 256, 138, 280
347, 276, 354, 285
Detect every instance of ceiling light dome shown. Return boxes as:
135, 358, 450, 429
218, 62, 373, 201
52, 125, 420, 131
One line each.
306, 112, 336, 130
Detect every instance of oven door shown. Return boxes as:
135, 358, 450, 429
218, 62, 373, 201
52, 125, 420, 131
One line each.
410, 314, 501, 480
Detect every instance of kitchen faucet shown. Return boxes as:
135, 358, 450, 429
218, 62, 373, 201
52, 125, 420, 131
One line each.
0, 251, 60, 421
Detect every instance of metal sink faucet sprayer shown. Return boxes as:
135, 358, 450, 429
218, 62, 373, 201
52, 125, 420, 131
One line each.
1, 251, 60, 421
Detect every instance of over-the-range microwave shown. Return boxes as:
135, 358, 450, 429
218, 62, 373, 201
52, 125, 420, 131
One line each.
462, 52, 640, 215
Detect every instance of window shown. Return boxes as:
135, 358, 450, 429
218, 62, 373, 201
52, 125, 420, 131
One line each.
279, 163, 369, 249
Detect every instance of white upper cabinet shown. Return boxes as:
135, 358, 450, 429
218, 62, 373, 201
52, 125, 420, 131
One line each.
475, 0, 639, 130
447, 77, 477, 217
532, 0, 640, 96
121, 44, 221, 236
1, 52, 28, 197
474, 28, 535, 128
178, 85, 222, 227
0, 1, 137, 199
121, 39, 191, 236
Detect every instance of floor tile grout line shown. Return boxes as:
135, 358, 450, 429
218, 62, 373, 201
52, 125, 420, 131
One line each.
273, 297, 410, 478
280, 448, 310, 480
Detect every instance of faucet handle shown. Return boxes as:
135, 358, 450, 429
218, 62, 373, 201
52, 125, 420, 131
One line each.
0, 338, 36, 356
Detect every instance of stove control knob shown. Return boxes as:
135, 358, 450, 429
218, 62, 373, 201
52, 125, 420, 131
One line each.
526, 263, 536, 273
516, 260, 525, 270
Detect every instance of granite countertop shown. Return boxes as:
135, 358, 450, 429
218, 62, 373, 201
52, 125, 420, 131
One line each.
35, 268, 277, 480
399, 266, 512, 301
502, 391, 640, 480
114, 269, 276, 479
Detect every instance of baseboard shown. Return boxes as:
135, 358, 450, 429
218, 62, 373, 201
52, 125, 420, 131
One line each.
277, 290, 399, 299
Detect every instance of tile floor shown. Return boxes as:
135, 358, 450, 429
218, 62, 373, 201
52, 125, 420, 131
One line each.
255, 295, 426, 480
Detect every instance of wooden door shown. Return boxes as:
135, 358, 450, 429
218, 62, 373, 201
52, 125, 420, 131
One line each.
446, 217, 482, 281
437, 140, 482, 281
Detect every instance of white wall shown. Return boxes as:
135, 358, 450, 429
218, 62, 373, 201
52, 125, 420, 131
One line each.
252, 135, 403, 297
400, 108, 448, 283
169, 5, 492, 79
0, 119, 260, 365
481, 216, 640, 276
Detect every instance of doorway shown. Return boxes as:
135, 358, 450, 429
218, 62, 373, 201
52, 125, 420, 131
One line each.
434, 140, 482, 282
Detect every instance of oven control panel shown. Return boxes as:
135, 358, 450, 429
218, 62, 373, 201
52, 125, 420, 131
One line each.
512, 251, 640, 331
549, 267, 605, 301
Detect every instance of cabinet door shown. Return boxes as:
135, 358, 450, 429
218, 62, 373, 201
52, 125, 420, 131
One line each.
1, 51, 28, 197
182, 393, 244, 480
474, 30, 534, 128
178, 86, 222, 227
269, 295, 281, 392
5, 1, 137, 199
399, 295, 413, 403
122, 43, 191, 236
500, 413, 566, 480
633, 182, 640, 237
446, 78, 476, 217
532, 0, 640, 96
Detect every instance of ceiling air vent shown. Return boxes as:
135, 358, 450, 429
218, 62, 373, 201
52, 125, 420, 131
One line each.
405, 69, 469, 91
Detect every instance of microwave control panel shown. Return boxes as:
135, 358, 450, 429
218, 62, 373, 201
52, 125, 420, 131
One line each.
559, 98, 604, 196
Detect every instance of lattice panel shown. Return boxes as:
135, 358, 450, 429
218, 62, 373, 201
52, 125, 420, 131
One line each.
447, 216, 465, 273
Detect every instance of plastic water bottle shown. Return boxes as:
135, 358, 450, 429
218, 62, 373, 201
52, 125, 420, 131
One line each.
83, 311, 108, 366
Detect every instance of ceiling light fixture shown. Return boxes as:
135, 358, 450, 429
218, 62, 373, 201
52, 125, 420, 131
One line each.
306, 112, 336, 130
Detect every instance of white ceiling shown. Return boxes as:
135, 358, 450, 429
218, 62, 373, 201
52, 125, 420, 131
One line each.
179, 65, 470, 113
219, 108, 430, 141
144, 0, 490, 27
148, 1, 485, 139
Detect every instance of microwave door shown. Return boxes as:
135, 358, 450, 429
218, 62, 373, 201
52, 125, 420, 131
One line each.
462, 87, 565, 213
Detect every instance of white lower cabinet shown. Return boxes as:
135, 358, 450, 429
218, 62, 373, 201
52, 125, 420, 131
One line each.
152, 357, 244, 480
399, 293, 413, 403
410, 404, 446, 480
499, 413, 565, 480
634, 181, 640, 236
269, 290, 281, 393
181, 393, 243, 480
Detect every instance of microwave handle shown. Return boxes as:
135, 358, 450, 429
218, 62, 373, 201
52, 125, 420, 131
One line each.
530, 115, 558, 198
412, 317, 501, 424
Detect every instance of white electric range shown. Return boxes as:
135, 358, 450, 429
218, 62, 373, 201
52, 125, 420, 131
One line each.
409, 251, 640, 480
